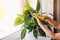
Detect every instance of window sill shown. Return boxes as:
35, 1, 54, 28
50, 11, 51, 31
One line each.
0, 24, 23, 39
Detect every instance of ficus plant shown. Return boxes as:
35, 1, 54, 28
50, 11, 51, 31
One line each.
14, 0, 52, 39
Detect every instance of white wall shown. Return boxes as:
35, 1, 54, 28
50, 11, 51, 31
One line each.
0, 0, 21, 39
0, 0, 20, 31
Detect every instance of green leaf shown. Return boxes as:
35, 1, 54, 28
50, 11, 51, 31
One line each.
24, 14, 32, 27
14, 15, 24, 26
24, 16, 32, 31
23, 10, 30, 17
38, 27, 46, 37
27, 26, 33, 33
24, 16, 37, 29
29, 17, 37, 27
28, 28, 33, 32
36, 0, 40, 13
26, 0, 33, 12
21, 29, 26, 39
33, 30, 38, 38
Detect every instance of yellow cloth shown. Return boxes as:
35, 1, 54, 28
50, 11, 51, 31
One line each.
33, 13, 45, 20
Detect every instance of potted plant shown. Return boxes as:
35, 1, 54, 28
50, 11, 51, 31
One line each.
14, 0, 52, 40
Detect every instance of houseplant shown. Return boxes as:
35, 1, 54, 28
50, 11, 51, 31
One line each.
14, 0, 52, 39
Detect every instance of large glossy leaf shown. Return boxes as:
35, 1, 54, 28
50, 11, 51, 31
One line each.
26, 0, 33, 12
33, 30, 38, 38
27, 26, 33, 33
14, 15, 24, 26
38, 26, 46, 37
21, 29, 26, 39
36, 0, 40, 13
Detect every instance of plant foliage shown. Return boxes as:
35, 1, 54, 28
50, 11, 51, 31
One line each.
14, 0, 52, 39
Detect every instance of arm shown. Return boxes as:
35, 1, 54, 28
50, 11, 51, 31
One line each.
36, 17, 60, 40
33, 13, 60, 29
45, 16, 60, 29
